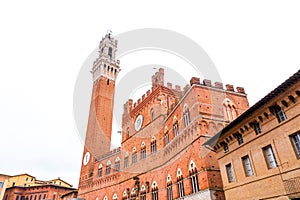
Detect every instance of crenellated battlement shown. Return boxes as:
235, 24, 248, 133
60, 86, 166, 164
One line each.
123, 69, 246, 116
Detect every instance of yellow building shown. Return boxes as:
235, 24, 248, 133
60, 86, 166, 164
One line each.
204, 70, 300, 199
6, 174, 36, 188
0, 174, 10, 200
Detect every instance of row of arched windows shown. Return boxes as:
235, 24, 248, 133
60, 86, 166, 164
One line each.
97, 160, 199, 200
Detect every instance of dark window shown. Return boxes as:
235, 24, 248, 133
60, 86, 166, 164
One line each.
167, 186, 173, 200
108, 47, 113, 58
236, 133, 244, 145
173, 123, 179, 137
141, 148, 146, 160
115, 161, 120, 172
0, 181, 4, 188
272, 105, 287, 123
151, 109, 154, 121
16, 196, 19, 200
225, 163, 235, 183
98, 167, 102, 177
106, 164, 111, 175
178, 180, 185, 198
152, 189, 158, 200
253, 121, 262, 134
291, 132, 300, 158
151, 141, 157, 153
165, 133, 169, 145
190, 173, 199, 193
222, 142, 229, 153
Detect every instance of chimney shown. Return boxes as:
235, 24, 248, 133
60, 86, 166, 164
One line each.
175, 85, 181, 91
167, 82, 173, 89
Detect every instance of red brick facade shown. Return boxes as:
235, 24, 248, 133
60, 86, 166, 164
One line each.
3, 185, 76, 200
78, 33, 250, 200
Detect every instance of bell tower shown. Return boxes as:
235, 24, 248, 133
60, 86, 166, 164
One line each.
79, 31, 120, 186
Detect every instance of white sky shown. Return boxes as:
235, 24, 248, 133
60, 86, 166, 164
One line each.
0, 1, 299, 187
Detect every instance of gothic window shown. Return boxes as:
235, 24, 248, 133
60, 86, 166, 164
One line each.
173, 122, 179, 137
124, 156, 129, 168
151, 140, 157, 154
108, 47, 113, 58
141, 147, 146, 160
150, 108, 154, 121
132, 152, 137, 164
189, 161, 199, 193
183, 104, 191, 127
115, 157, 120, 172
151, 181, 158, 200
106, 160, 111, 175
177, 168, 184, 198
223, 98, 237, 121
98, 164, 103, 177
165, 132, 169, 145
167, 186, 172, 200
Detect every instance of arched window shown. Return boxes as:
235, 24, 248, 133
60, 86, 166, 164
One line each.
150, 108, 154, 121
166, 174, 173, 200
151, 136, 157, 154
151, 181, 158, 200
173, 116, 179, 137
140, 185, 146, 200
112, 193, 118, 200
98, 163, 103, 177
141, 142, 146, 160
177, 168, 185, 198
183, 104, 191, 127
103, 195, 108, 200
223, 98, 237, 121
115, 157, 120, 172
132, 147, 137, 165
189, 161, 199, 193
124, 152, 129, 168
106, 160, 111, 175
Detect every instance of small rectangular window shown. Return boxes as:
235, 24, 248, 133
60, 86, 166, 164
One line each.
263, 145, 277, 169
0, 182, 4, 188
115, 161, 120, 172
225, 163, 235, 183
242, 155, 254, 176
254, 122, 262, 134
236, 134, 244, 145
290, 132, 300, 158
223, 143, 229, 153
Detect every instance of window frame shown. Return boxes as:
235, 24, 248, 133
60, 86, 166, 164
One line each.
242, 155, 254, 177
290, 132, 300, 159
225, 163, 235, 183
262, 145, 278, 169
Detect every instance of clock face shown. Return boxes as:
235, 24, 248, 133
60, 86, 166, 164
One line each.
83, 152, 90, 166
135, 114, 143, 131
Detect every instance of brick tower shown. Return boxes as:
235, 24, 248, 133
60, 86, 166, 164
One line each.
79, 31, 120, 186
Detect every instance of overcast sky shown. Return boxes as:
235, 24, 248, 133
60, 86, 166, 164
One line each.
0, 1, 299, 187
